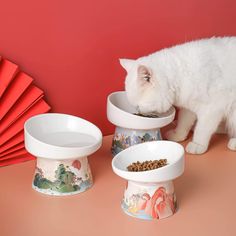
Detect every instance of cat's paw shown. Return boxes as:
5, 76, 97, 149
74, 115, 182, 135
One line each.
186, 141, 208, 154
165, 129, 187, 142
227, 138, 236, 151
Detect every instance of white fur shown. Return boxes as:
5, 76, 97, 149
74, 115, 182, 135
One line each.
120, 37, 236, 154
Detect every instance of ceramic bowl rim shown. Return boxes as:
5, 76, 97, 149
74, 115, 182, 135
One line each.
24, 113, 102, 160
112, 140, 185, 183
107, 91, 176, 129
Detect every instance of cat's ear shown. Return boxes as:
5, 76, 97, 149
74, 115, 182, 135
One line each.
137, 65, 152, 84
119, 59, 136, 71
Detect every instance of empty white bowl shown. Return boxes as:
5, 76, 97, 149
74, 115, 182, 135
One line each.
24, 113, 102, 196
112, 141, 184, 220
107, 91, 175, 156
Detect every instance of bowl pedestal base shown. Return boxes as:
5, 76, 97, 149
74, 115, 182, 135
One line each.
32, 157, 93, 196
111, 126, 162, 156
121, 180, 177, 220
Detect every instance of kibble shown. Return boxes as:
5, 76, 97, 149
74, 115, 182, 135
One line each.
133, 113, 159, 118
127, 159, 168, 172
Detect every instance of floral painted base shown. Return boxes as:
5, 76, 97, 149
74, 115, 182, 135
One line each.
33, 157, 93, 196
111, 127, 162, 156
121, 180, 177, 220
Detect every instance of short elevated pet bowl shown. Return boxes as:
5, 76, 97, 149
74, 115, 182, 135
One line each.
112, 141, 184, 220
24, 113, 102, 196
107, 91, 175, 156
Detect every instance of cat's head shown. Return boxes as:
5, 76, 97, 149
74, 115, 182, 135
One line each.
120, 58, 174, 114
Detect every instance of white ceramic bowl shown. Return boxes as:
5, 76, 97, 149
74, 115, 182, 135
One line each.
112, 141, 184, 183
25, 113, 102, 160
24, 113, 102, 196
112, 141, 185, 220
107, 91, 176, 130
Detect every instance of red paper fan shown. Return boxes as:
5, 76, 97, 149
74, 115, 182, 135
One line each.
0, 57, 51, 167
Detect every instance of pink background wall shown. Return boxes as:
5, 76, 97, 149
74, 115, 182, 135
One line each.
0, 0, 235, 135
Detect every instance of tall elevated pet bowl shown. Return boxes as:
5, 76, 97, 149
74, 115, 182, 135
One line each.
107, 91, 175, 156
24, 113, 102, 196
112, 141, 185, 220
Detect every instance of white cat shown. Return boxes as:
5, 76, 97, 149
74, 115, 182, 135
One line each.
120, 37, 236, 154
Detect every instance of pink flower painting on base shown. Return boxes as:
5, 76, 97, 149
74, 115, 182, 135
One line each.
122, 184, 177, 220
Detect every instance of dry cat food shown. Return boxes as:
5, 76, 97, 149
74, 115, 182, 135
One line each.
133, 112, 159, 118
127, 159, 168, 172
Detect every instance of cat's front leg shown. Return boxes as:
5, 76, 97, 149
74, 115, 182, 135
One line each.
186, 110, 223, 154
166, 108, 196, 142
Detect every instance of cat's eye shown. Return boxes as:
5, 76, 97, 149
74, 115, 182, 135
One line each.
144, 75, 151, 82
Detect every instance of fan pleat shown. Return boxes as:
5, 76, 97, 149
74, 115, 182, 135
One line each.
0, 57, 51, 166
